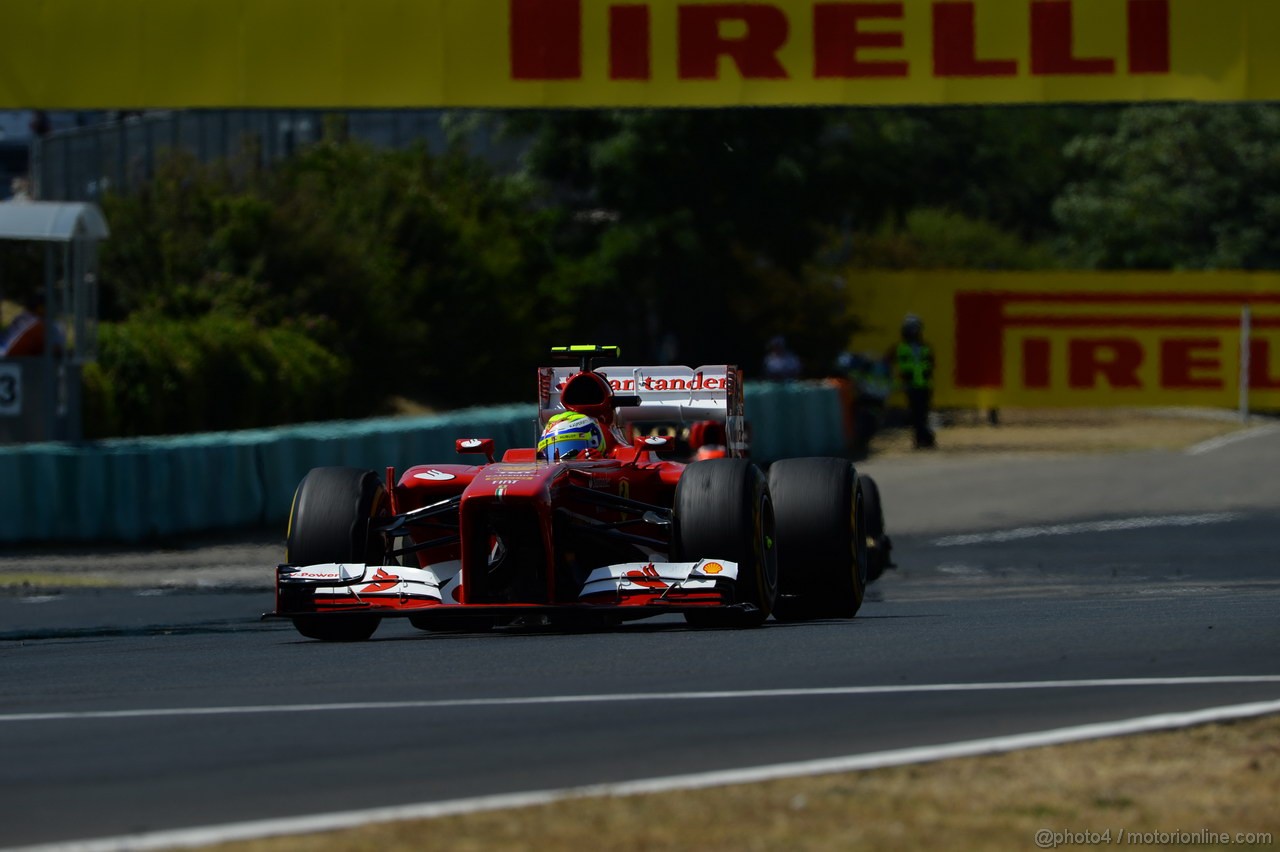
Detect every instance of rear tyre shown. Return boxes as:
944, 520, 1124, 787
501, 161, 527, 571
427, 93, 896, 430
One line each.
860, 474, 889, 583
673, 459, 777, 628
285, 467, 387, 642
769, 458, 867, 621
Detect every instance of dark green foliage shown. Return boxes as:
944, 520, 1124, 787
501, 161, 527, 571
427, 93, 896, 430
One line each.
88, 102, 1202, 436
94, 138, 558, 434
0, 241, 44, 305
1055, 104, 1280, 269
507, 107, 1078, 374
826, 106, 1115, 241
510, 108, 860, 371
83, 313, 347, 438
841, 209, 1059, 270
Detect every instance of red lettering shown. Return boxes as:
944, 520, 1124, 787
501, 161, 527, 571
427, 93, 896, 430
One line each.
1128, 0, 1171, 74
933, 2, 1018, 78
814, 3, 908, 79
1031, 1, 1116, 76
510, 0, 581, 80
1160, 339, 1223, 390
1251, 339, 1280, 390
510, 0, 1169, 88
1022, 338, 1051, 389
955, 292, 1008, 388
1069, 339, 1143, 389
678, 4, 790, 80
610, 5, 651, 80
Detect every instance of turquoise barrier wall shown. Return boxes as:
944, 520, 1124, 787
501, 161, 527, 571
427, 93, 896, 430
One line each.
744, 380, 849, 463
0, 383, 847, 544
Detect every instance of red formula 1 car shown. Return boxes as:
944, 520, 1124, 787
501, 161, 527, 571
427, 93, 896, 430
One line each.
269, 346, 875, 641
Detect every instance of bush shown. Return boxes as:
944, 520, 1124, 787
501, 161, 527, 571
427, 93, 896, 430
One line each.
83, 314, 349, 438
844, 209, 1058, 270
96, 141, 559, 419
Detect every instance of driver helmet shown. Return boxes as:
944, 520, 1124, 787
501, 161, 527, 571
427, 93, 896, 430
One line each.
538, 412, 606, 460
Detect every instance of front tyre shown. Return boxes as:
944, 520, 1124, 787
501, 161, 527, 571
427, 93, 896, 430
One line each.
769, 458, 867, 620
673, 458, 777, 628
285, 467, 388, 642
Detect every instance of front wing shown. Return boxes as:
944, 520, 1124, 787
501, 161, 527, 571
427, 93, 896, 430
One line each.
268, 559, 743, 620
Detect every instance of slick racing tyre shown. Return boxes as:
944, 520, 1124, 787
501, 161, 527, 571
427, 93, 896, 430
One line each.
859, 473, 890, 583
673, 458, 778, 628
768, 458, 868, 620
285, 467, 388, 642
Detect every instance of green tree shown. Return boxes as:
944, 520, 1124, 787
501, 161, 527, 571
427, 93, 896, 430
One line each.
1054, 104, 1280, 269
796, 105, 1111, 247
98, 138, 560, 416
509, 108, 858, 372
840, 208, 1057, 270
507, 106, 1098, 372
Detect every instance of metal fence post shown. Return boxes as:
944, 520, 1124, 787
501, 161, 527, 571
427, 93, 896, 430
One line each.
1239, 304, 1252, 424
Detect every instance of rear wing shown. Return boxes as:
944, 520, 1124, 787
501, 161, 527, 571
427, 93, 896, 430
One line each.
538, 365, 747, 455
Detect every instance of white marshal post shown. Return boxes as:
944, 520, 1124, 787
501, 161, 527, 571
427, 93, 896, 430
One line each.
1239, 303, 1252, 423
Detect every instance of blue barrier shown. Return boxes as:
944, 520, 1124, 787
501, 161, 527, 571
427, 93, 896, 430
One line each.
744, 380, 848, 461
0, 385, 847, 544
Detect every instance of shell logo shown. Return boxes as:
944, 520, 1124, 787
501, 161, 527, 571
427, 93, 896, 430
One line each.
702, 562, 724, 575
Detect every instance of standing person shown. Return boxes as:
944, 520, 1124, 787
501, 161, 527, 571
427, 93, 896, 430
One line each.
762, 335, 802, 382
838, 350, 893, 457
28, 111, 52, 138
891, 314, 936, 448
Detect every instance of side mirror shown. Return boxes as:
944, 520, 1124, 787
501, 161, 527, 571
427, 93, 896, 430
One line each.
633, 435, 671, 453
456, 438, 495, 464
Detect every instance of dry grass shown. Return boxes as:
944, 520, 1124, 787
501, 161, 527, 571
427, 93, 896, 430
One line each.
871, 407, 1246, 457
207, 715, 1280, 852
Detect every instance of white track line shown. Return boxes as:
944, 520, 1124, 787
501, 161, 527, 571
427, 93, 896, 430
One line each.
933, 513, 1236, 547
11, 697, 1280, 852
4, 675, 1280, 724
1187, 423, 1280, 455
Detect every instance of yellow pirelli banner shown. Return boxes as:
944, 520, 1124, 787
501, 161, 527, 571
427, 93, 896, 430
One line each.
849, 273, 1280, 410
4, 0, 1280, 108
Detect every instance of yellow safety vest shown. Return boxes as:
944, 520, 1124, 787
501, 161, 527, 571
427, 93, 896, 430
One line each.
895, 342, 933, 390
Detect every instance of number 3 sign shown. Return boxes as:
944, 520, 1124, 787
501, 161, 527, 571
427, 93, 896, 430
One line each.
0, 363, 21, 416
